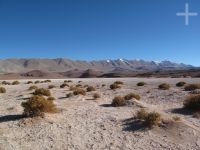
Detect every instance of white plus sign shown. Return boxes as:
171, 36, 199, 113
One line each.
176, 3, 198, 25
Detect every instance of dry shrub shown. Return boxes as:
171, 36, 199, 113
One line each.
73, 88, 86, 96
110, 83, 121, 90
93, 93, 100, 99
21, 95, 57, 117
0, 87, 6, 93
64, 80, 72, 83
172, 116, 181, 121
158, 83, 170, 90
176, 81, 186, 87
183, 94, 200, 111
114, 81, 124, 85
124, 93, 140, 100
27, 81, 33, 84
34, 80, 40, 84
60, 83, 69, 88
48, 85, 56, 89
184, 84, 200, 91
2, 81, 10, 85
76, 84, 82, 87
33, 88, 51, 96
12, 81, 20, 85
87, 86, 96, 92
136, 109, 161, 127
137, 82, 146, 86
29, 85, 38, 90
112, 96, 125, 107
44, 80, 51, 83
47, 96, 55, 101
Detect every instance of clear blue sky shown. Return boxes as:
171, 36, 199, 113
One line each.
0, 0, 200, 66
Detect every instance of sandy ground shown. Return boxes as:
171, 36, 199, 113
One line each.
0, 78, 200, 150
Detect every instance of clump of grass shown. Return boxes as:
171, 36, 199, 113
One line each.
137, 82, 146, 86
73, 88, 86, 96
34, 80, 40, 84
76, 84, 82, 88
176, 81, 186, 87
33, 88, 51, 96
64, 80, 72, 83
66, 93, 73, 98
29, 85, 38, 90
124, 93, 140, 100
158, 83, 170, 90
0, 87, 6, 93
114, 81, 124, 85
48, 85, 56, 89
1, 81, 10, 85
93, 93, 100, 99
110, 83, 121, 90
44, 80, 51, 83
86, 86, 96, 92
12, 81, 20, 85
60, 83, 69, 88
172, 116, 181, 121
135, 109, 161, 127
47, 96, 55, 101
112, 96, 125, 107
184, 84, 200, 91
27, 81, 33, 84
183, 94, 200, 111
21, 95, 57, 117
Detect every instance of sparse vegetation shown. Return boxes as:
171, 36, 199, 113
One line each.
176, 81, 186, 87
135, 109, 161, 127
172, 116, 181, 121
34, 80, 40, 84
48, 85, 56, 89
93, 93, 100, 99
27, 81, 33, 84
33, 88, 51, 96
29, 85, 38, 90
86, 86, 96, 92
44, 80, 51, 83
60, 83, 69, 88
0, 87, 6, 93
21, 95, 57, 117
124, 93, 140, 100
184, 84, 200, 91
112, 96, 126, 107
158, 83, 170, 90
110, 83, 121, 90
1, 81, 10, 85
114, 81, 124, 85
183, 94, 200, 112
47, 96, 55, 101
12, 81, 20, 85
64, 80, 72, 83
102, 84, 106, 87
137, 82, 146, 86
73, 88, 86, 96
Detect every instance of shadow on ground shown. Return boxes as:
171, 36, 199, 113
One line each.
122, 117, 147, 132
170, 108, 193, 116
0, 114, 24, 123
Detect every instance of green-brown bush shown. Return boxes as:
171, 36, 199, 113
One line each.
114, 81, 124, 85
112, 96, 126, 107
29, 85, 38, 90
27, 81, 33, 84
48, 85, 56, 89
110, 83, 121, 90
183, 95, 200, 111
33, 88, 51, 96
34, 80, 40, 84
137, 82, 146, 86
21, 95, 57, 117
124, 93, 140, 100
73, 88, 86, 96
86, 86, 96, 92
44, 80, 51, 83
158, 83, 170, 90
0, 87, 6, 93
12, 81, 20, 85
93, 93, 100, 99
184, 84, 200, 91
1, 81, 10, 85
60, 83, 69, 88
176, 81, 186, 87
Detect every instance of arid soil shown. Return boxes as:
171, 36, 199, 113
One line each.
0, 78, 200, 150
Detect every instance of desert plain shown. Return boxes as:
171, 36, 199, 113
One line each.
0, 78, 200, 150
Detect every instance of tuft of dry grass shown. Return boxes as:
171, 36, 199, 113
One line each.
44, 80, 51, 83
47, 96, 56, 101
124, 93, 140, 100
114, 81, 124, 85
21, 95, 57, 117
73, 88, 86, 96
12, 81, 20, 85
48, 85, 56, 89
33, 88, 51, 96
110, 83, 121, 90
172, 116, 181, 121
184, 84, 200, 91
176, 81, 186, 87
0, 87, 6, 93
93, 93, 100, 99
137, 82, 146, 86
183, 94, 200, 112
27, 81, 33, 84
34, 80, 40, 84
60, 83, 69, 88
1, 81, 10, 85
86, 86, 96, 92
112, 96, 125, 107
29, 85, 38, 90
158, 83, 170, 90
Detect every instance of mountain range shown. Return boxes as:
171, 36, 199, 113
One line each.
0, 58, 198, 79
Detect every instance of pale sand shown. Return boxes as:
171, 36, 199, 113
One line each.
0, 78, 200, 150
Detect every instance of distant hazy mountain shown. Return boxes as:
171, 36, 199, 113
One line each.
0, 58, 194, 74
